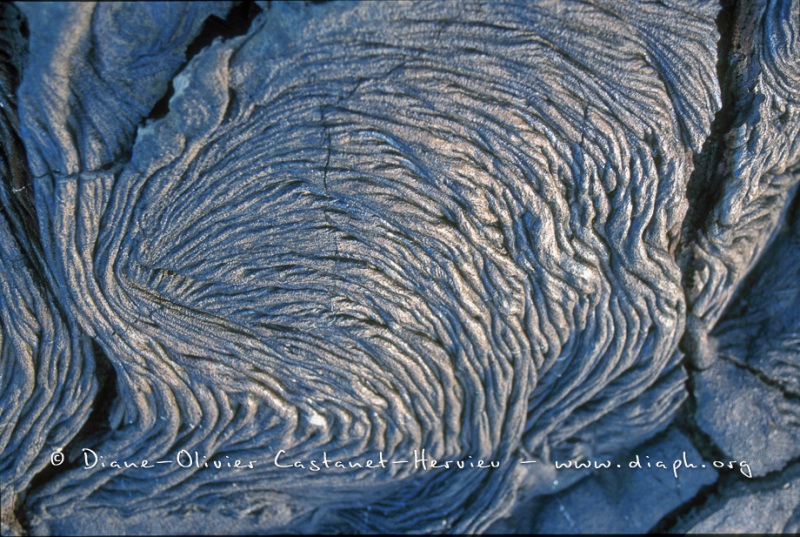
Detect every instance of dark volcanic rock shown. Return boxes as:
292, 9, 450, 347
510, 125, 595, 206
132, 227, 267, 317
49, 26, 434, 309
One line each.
674, 461, 800, 534
691, 0, 800, 478
0, 0, 799, 534
16, 0, 720, 532
681, 0, 800, 369
527, 427, 717, 534
0, 5, 96, 535
693, 182, 800, 477
694, 356, 800, 478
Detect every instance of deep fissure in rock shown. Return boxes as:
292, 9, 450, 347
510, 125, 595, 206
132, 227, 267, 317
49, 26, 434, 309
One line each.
679, 0, 737, 266
145, 1, 263, 122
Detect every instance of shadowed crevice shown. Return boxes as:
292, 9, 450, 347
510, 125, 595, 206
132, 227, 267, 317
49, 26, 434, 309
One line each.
656, 456, 800, 533
0, 3, 45, 279
25, 341, 118, 497
146, 1, 263, 122
679, 0, 737, 262
15, 342, 111, 534
65, 341, 120, 450
648, 480, 721, 534
651, 356, 800, 532
677, 0, 738, 371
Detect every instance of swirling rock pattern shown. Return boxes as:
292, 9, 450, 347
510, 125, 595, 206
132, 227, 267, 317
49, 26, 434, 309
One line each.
0, 5, 96, 535
684, 0, 800, 523
682, 0, 800, 367
1, 0, 799, 534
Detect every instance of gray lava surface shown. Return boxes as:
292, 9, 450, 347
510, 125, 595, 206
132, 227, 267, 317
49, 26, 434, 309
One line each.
1, 0, 799, 534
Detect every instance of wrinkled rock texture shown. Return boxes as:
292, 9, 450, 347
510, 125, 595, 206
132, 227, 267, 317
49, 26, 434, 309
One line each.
0, 0, 798, 534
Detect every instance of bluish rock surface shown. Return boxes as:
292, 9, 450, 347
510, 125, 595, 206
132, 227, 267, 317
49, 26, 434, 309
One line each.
1, 1, 798, 534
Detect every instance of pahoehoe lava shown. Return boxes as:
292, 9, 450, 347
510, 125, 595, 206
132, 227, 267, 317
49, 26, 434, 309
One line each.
1, 0, 799, 534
